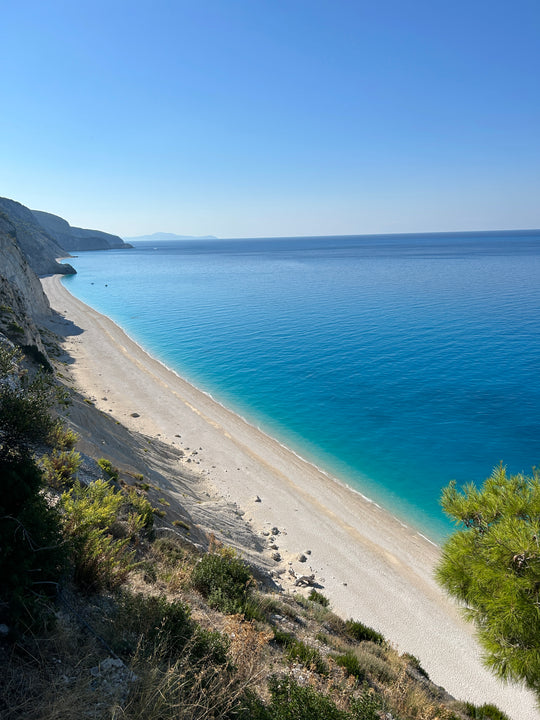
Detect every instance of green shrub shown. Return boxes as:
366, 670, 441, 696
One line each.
61, 480, 135, 591
41, 449, 81, 488
260, 675, 350, 720
464, 703, 510, 720
190, 626, 230, 665
272, 628, 295, 647
308, 589, 330, 607
153, 537, 190, 566
334, 651, 366, 681
0, 453, 65, 627
97, 457, 119, 482
48, 420, 78, 450
349, 687, 383, 720
338, 645, 396, 684
113, 592, 193, 658
345, 619, 385, 645
402, 652, 430, 679
111, 591, 230, 667
124, 486, 155, 530
192, 548, 254, 614
173, 519, 190, 531
0, 344, 66, 626
286, 638, 327, 675
0, 349, 62, 449
70, 527, 134, 591
272, 629, 327, 675
7, 320, 24, 335
62, 479, 123, 530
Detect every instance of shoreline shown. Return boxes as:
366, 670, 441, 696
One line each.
64, 275, 447, 546
41, 274, 538, 719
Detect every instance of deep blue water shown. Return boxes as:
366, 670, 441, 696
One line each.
61, 231, 540, 541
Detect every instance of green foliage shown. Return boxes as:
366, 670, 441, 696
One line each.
7, 320, 24, 335
402, 652, 430, 679
97, 457, 119, 482
349, 687, 383, 720
113, 592, 191, 657
0, 344, 61, 454
272, 629, 327, 675
464, 702, 510, 720
41, 449, 81, 489
333, 642, 397, 686
333, 651, 367, 681
245, 675, 351, 720
0, 454, 65, 626
308, 589, 330, 607
61, 480, 135, 591
192, 548, 254, 614
173, 519, 190, 531
110, 591, 230, 670
436, 465, 540, 697
153, 536, 190, 566
344, 619, 385, 645
124, 486, 155, 530
62, 479, 123, 530
48, 420, 78, 450
0, 342, 65, 626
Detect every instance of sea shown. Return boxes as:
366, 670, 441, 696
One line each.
60, 231, 540, 542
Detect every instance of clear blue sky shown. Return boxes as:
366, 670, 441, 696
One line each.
1, 0, 539, 238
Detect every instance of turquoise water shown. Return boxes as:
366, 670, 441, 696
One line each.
61, 232, 540, 541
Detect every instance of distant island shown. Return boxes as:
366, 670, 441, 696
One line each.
124, 232, 218, 242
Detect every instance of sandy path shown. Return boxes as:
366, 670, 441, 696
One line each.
42, 274, 538, 719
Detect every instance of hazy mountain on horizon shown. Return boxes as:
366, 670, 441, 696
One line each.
124, 232, 218, 242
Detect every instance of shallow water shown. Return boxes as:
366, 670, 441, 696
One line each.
62, 231, 540, 540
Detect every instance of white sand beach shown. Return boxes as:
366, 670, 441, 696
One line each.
42, 274, 538, 719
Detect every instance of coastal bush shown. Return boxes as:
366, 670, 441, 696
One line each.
0, 344, 65, 451
112, 590, 230, 666
41, 449, 81, 488
309, 589, 330, 607
0, 343, 65, 626
436, 465, 540, 698
245, 675, 351, 720
402, 652, 429, 679
0, 453, 65, 627
48, 420, 78, 450
345, 619, 385, 645
333, 651, 367, 682
463, 702, 510, 720
61, 480, 136, 591
112, 592, 193, 659
272, 629, 327, 675
124, 486, 155, 530
97, 457, 119, 482
192, 547, 254, 614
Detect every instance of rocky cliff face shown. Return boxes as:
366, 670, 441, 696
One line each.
0, 198, 75, 276
32, 209, 131, 251
0, 213, 51, 354
0, 195, 130, 361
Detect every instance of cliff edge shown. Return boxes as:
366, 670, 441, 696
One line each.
32, 209, 132, 251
